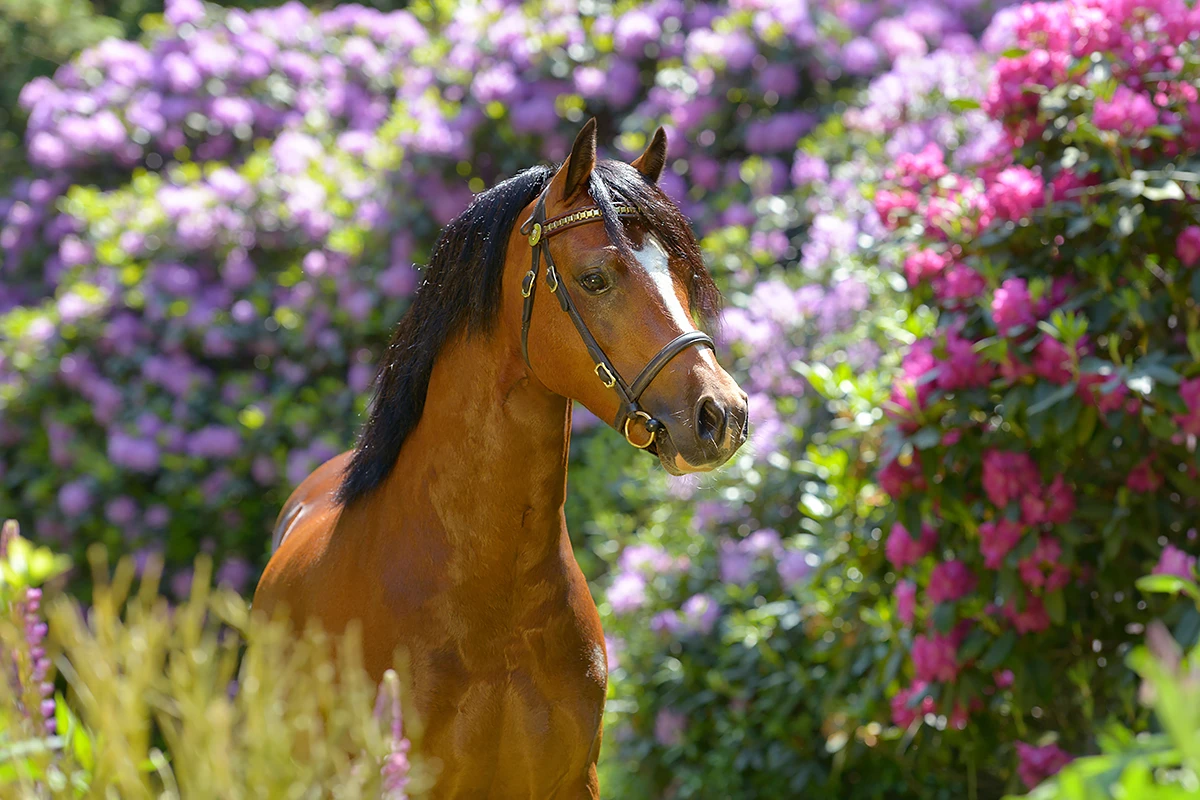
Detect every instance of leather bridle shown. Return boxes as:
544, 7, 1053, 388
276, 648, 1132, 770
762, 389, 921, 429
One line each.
518, 187, 715, 449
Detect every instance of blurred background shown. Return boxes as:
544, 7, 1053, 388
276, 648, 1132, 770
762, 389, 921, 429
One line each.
5, 0, 1199, 798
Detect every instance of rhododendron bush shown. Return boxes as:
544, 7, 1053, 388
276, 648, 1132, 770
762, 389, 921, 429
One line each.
866, 0, 1200, 794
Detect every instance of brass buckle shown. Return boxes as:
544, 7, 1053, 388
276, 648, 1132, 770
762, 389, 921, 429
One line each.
521, 271, 535, 298
624, 411, 656, 449
546, 267, 559, 293
595, 363, 616, 388
528, 222, 543, 247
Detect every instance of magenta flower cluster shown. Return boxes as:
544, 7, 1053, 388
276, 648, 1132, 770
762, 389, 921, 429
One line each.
873, 0, 1200, 788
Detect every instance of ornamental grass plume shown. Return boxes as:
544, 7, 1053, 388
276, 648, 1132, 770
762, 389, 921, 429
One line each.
0, 531, 432, 798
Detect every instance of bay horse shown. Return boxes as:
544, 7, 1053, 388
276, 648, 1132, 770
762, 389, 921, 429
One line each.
253, 119, 748, 798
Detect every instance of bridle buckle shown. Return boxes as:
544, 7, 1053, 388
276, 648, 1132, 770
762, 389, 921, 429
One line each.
595, 363, 616, 388
521, 270, 535, 298
546, 266, 559, 293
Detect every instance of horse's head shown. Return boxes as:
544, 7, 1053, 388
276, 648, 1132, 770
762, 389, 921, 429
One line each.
511, 119, 748, 475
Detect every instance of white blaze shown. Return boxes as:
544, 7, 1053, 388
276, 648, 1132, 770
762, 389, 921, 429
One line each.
632, 236, 717, 367
633, 236, 691, 329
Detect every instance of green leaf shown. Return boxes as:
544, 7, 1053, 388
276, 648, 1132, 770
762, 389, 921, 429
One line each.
1027, 383, 1076, 415
959, 627, 991, 662
910, 427, 942, 450
948, 98, 982, 112
932, 602, 957, 634
1136, 574, 1200, 605
1045, 590, 1066, 625
1076, 405, 1098, 446
978, 630, 1017, 671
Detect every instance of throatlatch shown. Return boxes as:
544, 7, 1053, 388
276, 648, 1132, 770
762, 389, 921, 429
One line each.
518, 189, 715, 449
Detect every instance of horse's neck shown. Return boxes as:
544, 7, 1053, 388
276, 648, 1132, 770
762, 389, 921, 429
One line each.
364, 329, 572, 564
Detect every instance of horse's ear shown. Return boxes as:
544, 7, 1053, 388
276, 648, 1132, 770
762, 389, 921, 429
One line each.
557, 118, 598, 203
631, 126, 668, 184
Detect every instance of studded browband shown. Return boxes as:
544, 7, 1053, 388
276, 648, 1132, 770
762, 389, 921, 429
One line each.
518, 187, 716, 449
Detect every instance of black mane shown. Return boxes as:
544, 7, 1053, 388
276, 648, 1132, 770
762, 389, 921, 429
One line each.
336, 160, 720, 506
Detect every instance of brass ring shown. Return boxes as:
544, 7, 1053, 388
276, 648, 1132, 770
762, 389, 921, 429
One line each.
624, 411, 656, 449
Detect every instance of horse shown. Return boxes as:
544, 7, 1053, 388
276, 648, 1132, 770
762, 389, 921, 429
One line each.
253, 119, 748, 799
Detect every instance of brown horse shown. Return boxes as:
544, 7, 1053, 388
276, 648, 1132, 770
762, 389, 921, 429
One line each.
253, 120, 748, 799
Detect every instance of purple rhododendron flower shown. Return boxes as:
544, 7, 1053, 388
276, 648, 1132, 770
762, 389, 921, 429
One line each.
654, 708, 687, 747
777, 549, 818, 588
608, 571, 647, 615
680, 593, 719, 635
1153, 545, 1197, 580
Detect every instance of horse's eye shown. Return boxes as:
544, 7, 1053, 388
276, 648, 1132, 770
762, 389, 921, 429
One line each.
580, 270, 610, 294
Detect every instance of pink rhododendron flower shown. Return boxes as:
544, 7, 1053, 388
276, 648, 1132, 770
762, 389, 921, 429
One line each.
928, 560, 976, 604
987, 166, 1044, 222
980, 518, 1024, 569
1006, 592, 1051, 633
1153, 545, 1197, 580
1178, 226, 1200, 267
1127, 458, 1163, 493
982, 449, 1040, 508
1175, 377, 1200, 436
1031, 338, 1075, 384
1018, 537, 1070, 591
1015, 741, 1073, 790
874, 188, 920, 228
896, 580, 917, 625
1093, 85, 1158, 137
934, 264, 987, 304
891, 681, 935, 728
938, 330, 995, 391
1021, 476, 1073, 527
994, 670, 1014, 689
991, 278, 1036, 335
878, 455, 927, 497
889, 340, 937, 429
1043, 476, 1076, 525
889, 143, 949, 189
886, 522, 937, 569
912, 633, 958, 683
1078, 372, 1129, 413
904, 248, 951, 285
1050, 168, 1098, 201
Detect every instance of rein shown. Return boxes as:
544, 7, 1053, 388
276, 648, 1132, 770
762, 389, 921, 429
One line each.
518, 188, 715, 449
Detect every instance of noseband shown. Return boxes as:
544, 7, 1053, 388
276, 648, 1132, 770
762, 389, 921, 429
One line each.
518, 188, 715, 449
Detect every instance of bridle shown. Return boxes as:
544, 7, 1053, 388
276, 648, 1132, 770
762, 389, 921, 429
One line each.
518, 187, 715, 450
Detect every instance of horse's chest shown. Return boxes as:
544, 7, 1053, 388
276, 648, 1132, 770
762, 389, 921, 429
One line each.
411, 631, 605, 798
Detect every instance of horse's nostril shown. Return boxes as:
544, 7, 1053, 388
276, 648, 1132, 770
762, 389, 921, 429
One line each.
695, 396, 728, 448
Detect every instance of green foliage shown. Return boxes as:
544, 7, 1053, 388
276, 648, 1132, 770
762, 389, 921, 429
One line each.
1014, 581, 1200, 799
